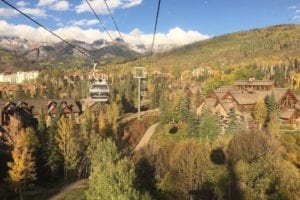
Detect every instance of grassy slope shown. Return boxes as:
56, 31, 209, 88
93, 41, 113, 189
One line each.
120, 24, 300, 73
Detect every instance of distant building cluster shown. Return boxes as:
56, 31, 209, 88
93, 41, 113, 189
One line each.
197, 78, 300, 130
0, 71, 39, 84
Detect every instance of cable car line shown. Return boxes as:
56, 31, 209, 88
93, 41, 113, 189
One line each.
1, 0, 95, 62
102, 0, 124, 42
84, 0, 115, 42
150, 0, 162, 57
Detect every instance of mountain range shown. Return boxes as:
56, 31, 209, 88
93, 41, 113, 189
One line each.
1, 24, 300, 73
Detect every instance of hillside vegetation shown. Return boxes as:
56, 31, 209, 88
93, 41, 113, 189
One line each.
0, 49, 38, 72
123, 24, 300, 74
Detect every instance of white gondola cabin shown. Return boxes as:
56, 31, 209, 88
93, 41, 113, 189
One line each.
89, 79, 110, 102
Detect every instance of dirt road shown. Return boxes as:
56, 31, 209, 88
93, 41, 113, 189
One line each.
133, 122, 160, 152
48, 179, 88, 200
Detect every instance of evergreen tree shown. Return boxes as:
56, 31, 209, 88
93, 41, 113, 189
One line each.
199, 108, 220, 141
226, 107, 240, 134
180, 94, 191, 122
46, 117, 63, 181
86, 139, 140, 200
187, 111, 200, 136
265, 92, 278, 124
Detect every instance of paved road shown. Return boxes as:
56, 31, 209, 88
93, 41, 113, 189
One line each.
133, 122, 160, 152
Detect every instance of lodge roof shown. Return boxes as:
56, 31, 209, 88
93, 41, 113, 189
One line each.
0, 99, 82, 115
279, 109, 295, 119
219, 99, 237, 113
229, 88, 290, 105
234, 80, 274, 86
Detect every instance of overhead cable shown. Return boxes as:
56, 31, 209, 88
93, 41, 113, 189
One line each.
150, 0, 162, 57
1, 0, 94, 61
84, 0, 114, 42
103, 0, 124, 42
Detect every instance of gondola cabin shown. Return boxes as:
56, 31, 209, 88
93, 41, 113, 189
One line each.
89, 80, 110, 102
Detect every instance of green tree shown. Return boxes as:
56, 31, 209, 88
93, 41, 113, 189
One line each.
265, 92, 278, 124
180, 94, 191, 122
267, 111, 280, 137
199, 108, 220, 141
226, 107, 241, 134
86, 139, 140, 200
46, 117, 63, 181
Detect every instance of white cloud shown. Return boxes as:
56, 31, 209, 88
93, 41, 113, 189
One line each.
0, 20, 209, 50
21, 8, 47, 17
16, 1, 27, 7
0, 7, 46, 18
37, 0, 58, 7
296, 9, 300, 13
129, 28, 144, 37
126, 27, 209, 47
0, 8, 19, 17
0, 20, 55, 42
72, 19, 99, 27
122, 0, 142, 8
288, 5, 297, 10
75, 0, 142, 14
292, 15, 300, 21
51, 1, 70, 11
37, 0, 70, 11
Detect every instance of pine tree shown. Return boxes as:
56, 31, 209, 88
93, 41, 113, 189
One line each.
265, 92, 278, 124
7, 130, 37, 200
180, 94, 191, 122
187, 111, 200, 136
46, 118, 63, 181
226, 107, 240, 134
86, 139, 140, 200
199, 108, 220, 141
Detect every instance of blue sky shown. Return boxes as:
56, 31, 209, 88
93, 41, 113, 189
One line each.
0, 0, 299, 46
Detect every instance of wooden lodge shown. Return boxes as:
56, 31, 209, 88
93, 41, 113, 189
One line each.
198, 80, 300, 127
234, 78, 275, 91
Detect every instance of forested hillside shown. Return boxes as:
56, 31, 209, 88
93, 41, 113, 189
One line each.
122, 24, 300, 74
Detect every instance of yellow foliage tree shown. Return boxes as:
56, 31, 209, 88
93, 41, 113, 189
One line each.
56, 117, 80, 180
7, 129, 37, 200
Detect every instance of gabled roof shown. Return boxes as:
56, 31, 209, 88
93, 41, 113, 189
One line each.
219, 99, 238, 113
231, 88, 290, 105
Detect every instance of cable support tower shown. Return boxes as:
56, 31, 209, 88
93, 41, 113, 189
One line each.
1, 0, 95, 62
